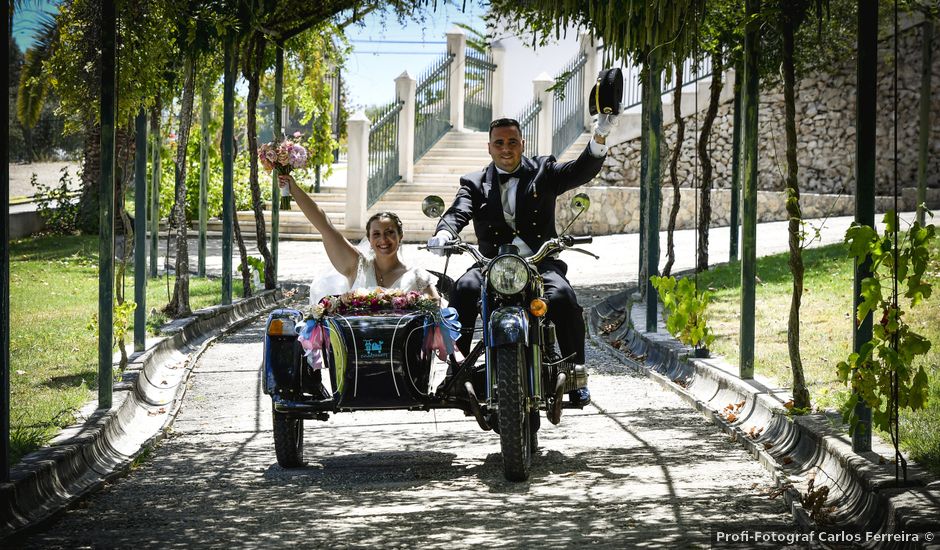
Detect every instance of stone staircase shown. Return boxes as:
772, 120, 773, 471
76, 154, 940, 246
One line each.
206, 129, 594, 242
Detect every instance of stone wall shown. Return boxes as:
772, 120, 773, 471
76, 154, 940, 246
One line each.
594, 22, 940, 196
556, 185, 940, 235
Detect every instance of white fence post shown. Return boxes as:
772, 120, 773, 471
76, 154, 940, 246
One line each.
490, 40, 506, 118
580, 31, 599, 132
396, 71, 417, 182
446, 28, 467, 131
533, 72, 554, 156
346, 111, 370, 231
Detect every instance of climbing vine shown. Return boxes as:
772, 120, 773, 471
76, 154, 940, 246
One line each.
837, 212, 936, 434
650, 275, 716, 350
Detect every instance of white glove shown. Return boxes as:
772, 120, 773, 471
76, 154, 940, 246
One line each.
426, 229, 453, 256
594, 107, 622, 137
277, 174, 292, 197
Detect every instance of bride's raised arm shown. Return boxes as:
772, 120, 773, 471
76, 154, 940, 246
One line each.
278, 174, 359, 280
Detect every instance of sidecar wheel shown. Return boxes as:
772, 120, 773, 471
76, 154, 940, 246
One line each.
273, 411, 305, 467
496, 343, 531, 481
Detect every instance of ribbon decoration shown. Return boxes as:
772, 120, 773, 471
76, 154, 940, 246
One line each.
423, 307, 464, 363
297, 319, 330, 370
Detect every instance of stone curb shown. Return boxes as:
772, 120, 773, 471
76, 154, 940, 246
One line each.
0, 284, 307, 539
588, 286, 940, 548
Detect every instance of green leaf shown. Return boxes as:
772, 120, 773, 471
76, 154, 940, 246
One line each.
908, 367, 929, 410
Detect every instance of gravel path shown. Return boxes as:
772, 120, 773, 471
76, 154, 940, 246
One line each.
16, 299, 796, 549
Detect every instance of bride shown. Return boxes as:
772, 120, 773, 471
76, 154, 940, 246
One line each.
278, 174, 439, 302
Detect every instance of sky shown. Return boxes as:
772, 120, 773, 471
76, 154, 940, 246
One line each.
11, 0, 488, 110
341, 2, 489, 109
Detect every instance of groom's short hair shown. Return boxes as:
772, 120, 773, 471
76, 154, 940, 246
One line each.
488, 118, 521, 138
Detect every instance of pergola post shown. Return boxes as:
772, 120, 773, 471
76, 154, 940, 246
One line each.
221, 32, 235, 305
134, 110, 147, 352
2, 0, 11, 482
98, 0, 117, 408
149, 103, 161, 278
638, 68, 649, 294
916, 22, 933, 227
739, 0, 760, 380
852, 0, 878, 453
730, 62, 743, 263
644, 52, 662, 333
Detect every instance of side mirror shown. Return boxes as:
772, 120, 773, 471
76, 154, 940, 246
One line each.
570, 193, 590, 213
422, 195, 446, 219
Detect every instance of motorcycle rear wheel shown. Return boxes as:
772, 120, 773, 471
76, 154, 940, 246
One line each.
496, 343, 532, 481
273, 411, 306, 467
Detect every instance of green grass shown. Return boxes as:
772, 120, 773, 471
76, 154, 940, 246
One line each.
694, 239, 940, 475
9, 234, 223, 465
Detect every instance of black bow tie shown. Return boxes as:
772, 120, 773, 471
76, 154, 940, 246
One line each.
497, 171, 518, 185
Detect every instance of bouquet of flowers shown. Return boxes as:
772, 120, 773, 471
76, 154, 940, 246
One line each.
258, 132, 310, 197
303, 288, 439, 320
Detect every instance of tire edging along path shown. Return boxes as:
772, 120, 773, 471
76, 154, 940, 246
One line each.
588, 286, 940, 548
0, 284, 307, 539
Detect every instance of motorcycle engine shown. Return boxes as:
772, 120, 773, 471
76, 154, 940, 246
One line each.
559, 362, 589, 392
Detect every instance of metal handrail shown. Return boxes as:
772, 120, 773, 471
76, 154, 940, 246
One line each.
517, 97, 541, 156
551, 52, 588, 158
414, 53, 455, 161
367, 100, 404, 207
464, 48, 496, 132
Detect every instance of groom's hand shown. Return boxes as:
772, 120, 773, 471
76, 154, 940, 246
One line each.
426, 230, 453, 256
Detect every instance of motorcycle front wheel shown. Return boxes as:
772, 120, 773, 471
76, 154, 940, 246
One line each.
496, 343, 532, 481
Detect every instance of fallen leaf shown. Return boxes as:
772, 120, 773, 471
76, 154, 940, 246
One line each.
782, 456, 794, 465
783, 399, 794, 410
763, 442, 774, 450
725, 412, 738, 423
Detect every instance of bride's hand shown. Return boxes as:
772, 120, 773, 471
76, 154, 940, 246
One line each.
277, 174, 294, 194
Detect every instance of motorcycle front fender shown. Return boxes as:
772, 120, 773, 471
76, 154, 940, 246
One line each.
487, 306, 529, 348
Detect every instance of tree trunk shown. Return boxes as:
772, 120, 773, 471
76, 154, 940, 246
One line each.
696, 52, 723, 273
166, 55, 197, 317
77, 123, 102, 234
663, 60, 685, 277
243, 35, 276, 290
782, 16, 810, 410
232, 191, 253, 298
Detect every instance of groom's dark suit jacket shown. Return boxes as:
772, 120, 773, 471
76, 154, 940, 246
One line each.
437, 145, 605, 259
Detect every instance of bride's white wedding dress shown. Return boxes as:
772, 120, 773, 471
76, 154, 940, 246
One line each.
309, 252, 433, 305
349, 254, 432, 293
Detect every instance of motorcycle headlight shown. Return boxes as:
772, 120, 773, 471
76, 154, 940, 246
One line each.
489, 255, 529, 295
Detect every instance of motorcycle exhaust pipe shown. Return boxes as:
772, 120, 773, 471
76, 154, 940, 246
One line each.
464, 381, 491, 431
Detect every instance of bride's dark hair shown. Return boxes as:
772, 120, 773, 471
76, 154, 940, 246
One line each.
366, 211, 403, 237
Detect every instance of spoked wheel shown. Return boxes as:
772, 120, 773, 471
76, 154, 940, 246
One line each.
273, 411, 305, 467
496, 343, 532, 481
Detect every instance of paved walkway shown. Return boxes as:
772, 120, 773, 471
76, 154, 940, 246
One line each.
14, 317, 795, 548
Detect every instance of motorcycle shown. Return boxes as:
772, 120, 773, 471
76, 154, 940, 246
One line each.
261, 193, 596, 481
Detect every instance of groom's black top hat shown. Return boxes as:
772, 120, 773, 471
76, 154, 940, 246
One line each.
589, 68, 624, 116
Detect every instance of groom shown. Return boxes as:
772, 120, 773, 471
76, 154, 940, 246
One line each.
427, 113, 620, 406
